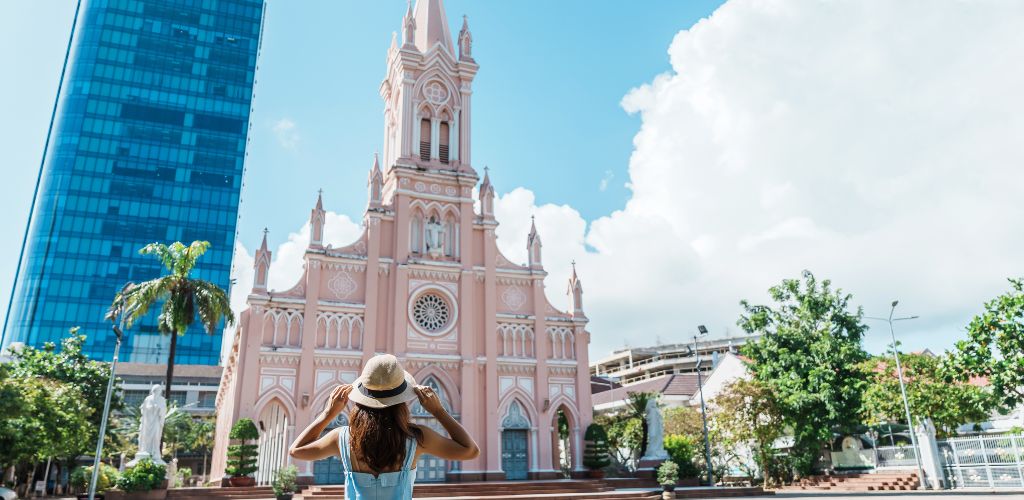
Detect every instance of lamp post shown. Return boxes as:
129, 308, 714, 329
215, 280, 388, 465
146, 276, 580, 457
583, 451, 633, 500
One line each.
865, 301, 925, 489
88, 283, 132, 500
694, 325, 714, 487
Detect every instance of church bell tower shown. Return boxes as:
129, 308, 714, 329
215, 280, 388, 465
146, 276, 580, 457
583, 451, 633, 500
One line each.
380, 0, 479, 174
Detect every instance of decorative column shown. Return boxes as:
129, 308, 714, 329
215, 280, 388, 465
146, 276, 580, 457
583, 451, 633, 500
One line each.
362, 215, 382, 364
483, 228, 501, 478
574, 324, 593, 472
532, 278, 555, 477
295, 258, 321, 482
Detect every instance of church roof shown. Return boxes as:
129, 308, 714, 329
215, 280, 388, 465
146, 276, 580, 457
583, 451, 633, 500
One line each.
414, 0, 455, 55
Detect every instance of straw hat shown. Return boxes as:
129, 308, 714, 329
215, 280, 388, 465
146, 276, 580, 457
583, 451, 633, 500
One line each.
348, 354, 419, 409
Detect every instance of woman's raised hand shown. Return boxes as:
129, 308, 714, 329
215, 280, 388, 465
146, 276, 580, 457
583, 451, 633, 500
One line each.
414, 385, 446, 416
325, 384, 352, 418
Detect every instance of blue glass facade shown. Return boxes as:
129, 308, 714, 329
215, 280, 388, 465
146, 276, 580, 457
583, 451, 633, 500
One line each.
2, 0, 265, 365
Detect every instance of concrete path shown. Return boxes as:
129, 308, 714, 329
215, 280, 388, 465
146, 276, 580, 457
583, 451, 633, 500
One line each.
761, 491, 1024, 499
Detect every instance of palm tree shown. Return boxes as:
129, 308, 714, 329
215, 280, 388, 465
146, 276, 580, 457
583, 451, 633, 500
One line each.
117, 241, 234, 401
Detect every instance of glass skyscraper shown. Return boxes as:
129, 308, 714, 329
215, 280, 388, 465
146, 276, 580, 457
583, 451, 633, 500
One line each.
2, 0, 265, 365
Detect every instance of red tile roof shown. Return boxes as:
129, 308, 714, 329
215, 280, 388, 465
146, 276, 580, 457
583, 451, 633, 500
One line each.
592, 373, 701, 407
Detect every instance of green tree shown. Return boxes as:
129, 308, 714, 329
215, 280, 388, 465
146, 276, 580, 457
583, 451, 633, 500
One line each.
0, 368, 91, 489
186, 417, 217, 480
582, 423, 612, 470
709, 379, 786, 486
227, 419, 260, 478
739, 271, 869, 477
663, 434, 700, 479
7, 327, 123, 430
595, 413, 644, 468
861, 353, 993, 436
663, 407, 703, 441
118, 241, 234, 401
944, 278, 1024, 412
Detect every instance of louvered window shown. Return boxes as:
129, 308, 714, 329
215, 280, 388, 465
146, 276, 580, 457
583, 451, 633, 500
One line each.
420, 119, 431, 161
439, 122, 450, 164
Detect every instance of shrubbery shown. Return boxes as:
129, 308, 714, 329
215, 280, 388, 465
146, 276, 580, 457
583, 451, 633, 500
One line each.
116, 458, 166, 492
70, 464, 120, 493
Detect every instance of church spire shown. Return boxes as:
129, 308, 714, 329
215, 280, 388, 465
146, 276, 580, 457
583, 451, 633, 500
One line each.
413, 0, 454, 54
479, 166, 495, 220
402, 0, 416, 48
368, 153, 384, 209
253, 228, 271, 293
458, 15, 473, 61
527, 215, 542, 269
310, 191, 326, 249
568, 261, 585, 318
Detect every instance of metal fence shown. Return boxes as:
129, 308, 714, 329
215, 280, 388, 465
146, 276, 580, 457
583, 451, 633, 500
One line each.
938, 433, 1024, 488
875, 445, 919, 469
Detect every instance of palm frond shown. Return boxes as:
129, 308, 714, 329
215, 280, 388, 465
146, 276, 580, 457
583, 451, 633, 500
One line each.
192, 279, 235, 333
121, 276, 176, 329
139, 242, 175, 271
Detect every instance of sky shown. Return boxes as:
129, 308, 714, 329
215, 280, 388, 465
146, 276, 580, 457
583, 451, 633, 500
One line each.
2, 0, 1023, 362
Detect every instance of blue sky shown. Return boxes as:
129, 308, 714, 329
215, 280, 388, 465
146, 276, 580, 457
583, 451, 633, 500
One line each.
4, 1, 1023, 359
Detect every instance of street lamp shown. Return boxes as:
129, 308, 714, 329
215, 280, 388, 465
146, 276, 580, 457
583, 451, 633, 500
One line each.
865, 300, 925, 490
88, 283, 133, 500
694, 325, 714, 487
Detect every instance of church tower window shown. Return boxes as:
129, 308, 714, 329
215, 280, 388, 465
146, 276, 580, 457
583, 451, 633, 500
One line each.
439, 121, 450, 164
420, 119, 431, 161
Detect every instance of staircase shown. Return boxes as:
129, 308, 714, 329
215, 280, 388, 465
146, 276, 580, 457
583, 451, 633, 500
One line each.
303, 480, 767, 500
166, 486, 281, 500
166, 481, 768, 500
783, 471, 919, 491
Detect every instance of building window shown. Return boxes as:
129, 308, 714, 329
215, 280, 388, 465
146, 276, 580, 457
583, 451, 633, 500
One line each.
420, 119, 431, 161
199, 392, 217, 408
439, 122, 450, 164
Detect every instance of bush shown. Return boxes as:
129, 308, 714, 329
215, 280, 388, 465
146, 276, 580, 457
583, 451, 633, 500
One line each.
657, 460, 679, 486
116, 459, 166, 492
227, 418, 260, 477
70, 464, 120, 493
582, 423, 612, 470
271, 465, 298, 496
663, 434, 701, 478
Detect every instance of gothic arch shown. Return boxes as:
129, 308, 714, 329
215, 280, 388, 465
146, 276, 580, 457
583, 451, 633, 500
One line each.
253, 390, 297, 423
411, 366, 461, 415
497, 389, 538, 430
413, 68, 462, 110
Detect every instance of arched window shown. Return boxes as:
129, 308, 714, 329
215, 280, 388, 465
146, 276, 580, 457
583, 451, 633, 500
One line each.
420, 119, 431, 161
439, 122, 450, 164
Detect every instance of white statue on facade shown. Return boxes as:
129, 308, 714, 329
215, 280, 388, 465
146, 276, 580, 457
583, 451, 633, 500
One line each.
128, 385, 167, 466
425, 216, 445, 257
642, 398, 669, 460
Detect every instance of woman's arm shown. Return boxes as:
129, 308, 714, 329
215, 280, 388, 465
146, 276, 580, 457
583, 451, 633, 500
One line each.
413, 385, 480, 460
288, 384, 351, 461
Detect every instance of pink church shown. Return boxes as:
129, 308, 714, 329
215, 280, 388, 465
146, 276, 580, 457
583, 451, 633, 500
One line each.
211, 0, 593, 484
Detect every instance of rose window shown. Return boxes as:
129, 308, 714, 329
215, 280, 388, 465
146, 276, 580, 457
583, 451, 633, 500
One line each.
412, 293, 451, 333
425, 81, 448, 104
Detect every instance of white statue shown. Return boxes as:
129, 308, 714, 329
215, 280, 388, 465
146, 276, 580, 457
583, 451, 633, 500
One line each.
425, 217, 445, 257
128, 385, 167, 466
642, 398, 669, 460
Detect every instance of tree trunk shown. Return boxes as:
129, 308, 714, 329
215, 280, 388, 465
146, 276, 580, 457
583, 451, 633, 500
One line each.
202, 452, 208, 484
165, 331, 178, 401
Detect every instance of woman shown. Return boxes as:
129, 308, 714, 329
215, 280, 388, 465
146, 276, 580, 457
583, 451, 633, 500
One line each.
289, 354, 479, 499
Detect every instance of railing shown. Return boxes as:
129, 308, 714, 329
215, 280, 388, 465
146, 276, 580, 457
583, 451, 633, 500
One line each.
875, 445, 919, 468
938, 433, 1024, 488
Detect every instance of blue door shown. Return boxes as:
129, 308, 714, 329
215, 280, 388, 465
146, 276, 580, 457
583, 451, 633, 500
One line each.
502, 430, 529, 480
313, 456, 344, 484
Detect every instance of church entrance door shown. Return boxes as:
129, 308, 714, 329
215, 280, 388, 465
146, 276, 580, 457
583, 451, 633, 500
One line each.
501, 430, 529, 480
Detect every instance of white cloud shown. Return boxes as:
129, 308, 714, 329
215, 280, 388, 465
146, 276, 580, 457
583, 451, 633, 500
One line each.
599, 170, 614, 192
272, 118, 300, 150
495, 0, 1024, 357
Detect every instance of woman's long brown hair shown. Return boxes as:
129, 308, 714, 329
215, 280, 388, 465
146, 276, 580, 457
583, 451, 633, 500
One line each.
349, 403, 423, 473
